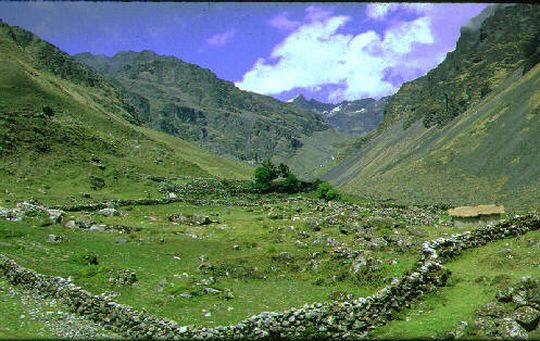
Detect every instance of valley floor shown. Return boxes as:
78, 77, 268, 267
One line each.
1, 178, 538, 338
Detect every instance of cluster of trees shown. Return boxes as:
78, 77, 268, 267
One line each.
252, 160, 340, 200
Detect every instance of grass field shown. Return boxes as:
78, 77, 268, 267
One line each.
0, 188, 465, 330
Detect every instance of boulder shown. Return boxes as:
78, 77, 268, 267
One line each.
204, 287, 221, 295
47, 234, 64, 244
98, 208, 120, 217
473, 317, 497, 337
47, 209, 64, 224
447, 321, 468, 339
168, 213, 186, 224
513, 306, 540, 331
477, 302, 507, 318
64, 220, 77, 228
497, 317, 528, 339
497, 287, 515, 303
367, 237, 388, 250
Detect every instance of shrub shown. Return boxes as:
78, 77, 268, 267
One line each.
316, 181, 340, 201
42, 105, 55, 117
89, 175, 105, 190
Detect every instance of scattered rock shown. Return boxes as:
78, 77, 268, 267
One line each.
204, 287, 221, 295
108, 270, 137, 286
447, 321, 468, 339
497, 317, 528, 339
367, 237, 388, 250
513, 306, 540, 331
98, 208, 119, 217
478, 302, 506, 318
47, 234, 64, 244
156, 278, 166, 293
64, 220, 76, 228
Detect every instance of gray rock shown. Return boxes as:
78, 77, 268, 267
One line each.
47, 234, 64, 244
204, 287, 221, 295
98, 208, 120, 217
497, 317, 528, 339
477, 302, 507, 318
447, 321, 468, 339
497, 287, 515, 303
513, 306, 540, 331
367, 237, 388, 250
64, 220, 76, 228
47, 210, 64, 224
473, 317, 497, 337
223, 289, 234, 300
156, 278, 166, 293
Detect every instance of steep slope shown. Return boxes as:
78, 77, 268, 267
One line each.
74, 51, 342, 171
383, 4, 540, 129
289, 94, 388, 136
325, 4, 540, 209
0, 22, 251, 204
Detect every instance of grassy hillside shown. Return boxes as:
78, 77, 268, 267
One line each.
327, 62, 540, 210
325, 4, 540, 210
74, 51, 344, 175
0, 22, 251, 205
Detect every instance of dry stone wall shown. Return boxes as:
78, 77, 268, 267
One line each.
2, 213, 540, 339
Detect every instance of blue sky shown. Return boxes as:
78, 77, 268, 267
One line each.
0, 2, 488, 103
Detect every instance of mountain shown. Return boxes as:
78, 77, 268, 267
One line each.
73, 51, 344, 173
0, 22, 252, 204
286, 94, 336, 113
289, 94, 388, 136
324, 4, 540, 209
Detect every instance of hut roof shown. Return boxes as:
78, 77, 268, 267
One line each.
448, 205, 505, 218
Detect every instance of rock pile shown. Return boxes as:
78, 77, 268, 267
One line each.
467, 276, 540, 339
0, 201, 64, 224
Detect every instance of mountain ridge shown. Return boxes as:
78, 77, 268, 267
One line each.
288, 93, 389, 136
74, 50, 344, 173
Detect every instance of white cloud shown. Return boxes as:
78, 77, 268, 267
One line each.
269, 13, 301, 31
236, 7, 435, 101
366, 3, 432, 20
207, 29, 236, 46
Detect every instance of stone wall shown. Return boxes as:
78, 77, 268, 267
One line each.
2, 213, 539, 338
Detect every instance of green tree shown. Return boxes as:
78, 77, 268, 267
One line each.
316, 181, 340, 201
280, 173, 300, 193
253, 160, 278, 191
278, 163, 290, 178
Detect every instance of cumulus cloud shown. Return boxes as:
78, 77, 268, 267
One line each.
207, 29, 236, 46
236, 7, 436, 101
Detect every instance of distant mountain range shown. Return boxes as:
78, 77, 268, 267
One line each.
287, 94, 389, 136
74, 51, 345, 175
324, 4, 540, 209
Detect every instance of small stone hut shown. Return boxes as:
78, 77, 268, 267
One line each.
448, 204, 505, 227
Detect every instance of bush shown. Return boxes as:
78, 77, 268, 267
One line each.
316, 181, 340, 201
89, 175, 105, 190
42, 105, 55, 117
